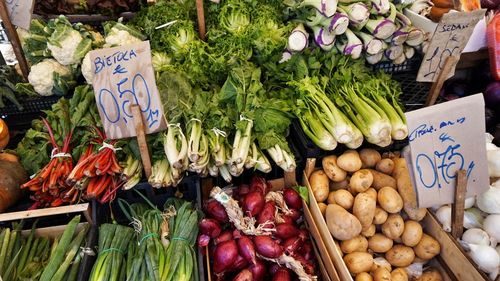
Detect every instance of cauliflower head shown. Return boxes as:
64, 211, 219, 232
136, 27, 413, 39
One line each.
47, 29, 85, 66
105, 27, 143, 47
28, 59, 70, 96
81, 52, 93, 84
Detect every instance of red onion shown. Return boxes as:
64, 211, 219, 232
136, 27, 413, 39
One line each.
298, 229, 308, 240
199, 218, 222, 238
214, 230, 233, 245
282, 237, 302, 255
233, 254, 249, 271
249, 260, 267, 281
198, 234, 210, 247
293, 254, 315, 275
254, 236, 283, 258
213, 240, 238, 273
269, 263, 280, 275
300, 241, 313, 261
283, 188, 302, 209
237, 235, 257, 265
233, 229, 242, 239
272, 268, 291, 281
205, 199, 229, 223
280, 215, 294, 225
257, 201, 276, 226
250, 177, 268, 194
233, 269, 253, 281
275, 223, 300, 240
243, 191, 265, 217
288, 209, 301, 221
238, 184, 251, 196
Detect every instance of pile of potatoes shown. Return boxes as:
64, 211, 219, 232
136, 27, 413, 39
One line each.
309, 149, 443, 281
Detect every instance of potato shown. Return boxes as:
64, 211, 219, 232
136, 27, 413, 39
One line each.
350, 169, 374, 193
376, 158, 395, 175
413, 234, 440, 260
361, 224, 376, 237
365, 188, 378, 201
368, 234, 393, 253
341, 235, 368, 254
391, 268, 409, 281
372, 267, 391, 281
322, 155, 347, 182
330, 178, 349, 190
327, 191, 336, 204
381, 214, 405, 240
377, 186, 403, 214
353, 193, 376, 230
373, 207, 388, 225
325, 204, 362, 240
392, 158, 418, 210
355, 272, 373, 281
385, 245, 415, 267
344, 252, 374, 274
318, 202, 327, 216
367, 169, 397, 190
337, 150, 363, 172
359, 148, 381, 168
333, 190, 354, 210
416, 269, 443, 281
370, 257, 391, 273
401, 220, 423, 247
309, 170, 330, 202
404, 204, 427, 222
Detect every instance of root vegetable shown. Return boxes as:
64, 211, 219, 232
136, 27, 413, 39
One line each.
330, 178, 349, 190
368, 234, 393, 253
381, 214, 405, 240
205, 199, 229, 223
337, 150, 363, 172
373, 207, 388, 225
215, 230, 233, 245
385, 245, 415, 267
404, 204, 427, 222
234, 269, 253, 281
415, 269, 443, 281
372, 267, 391, 281
371, 257, 392, 272
333, 190, 354, 209
359, 148, 381, 168
283, 188, 302, 209
365, 188, 377, 201
413, 234, 440, 260
377, 187, 403, 213
275, 224, 300, 240
327, 191, 336, 204
326, 204, 362, 240
355, 272, 373, 281
391, 268, 409, 281
353, 193, 376, 230
318, 203, 327, 215
340, 235, 369, 254
344, 252, 374, 274
322, 155, 347, 182
199, 218, 222, 238
350, 169, 374, 193
243, 191, 265, 217
401, 220, 423, 247
249, 260, 266, 281
238, 236, 257, 265
392, 158, 418, 210
214, 240, 239, 273
254, 236, 283, 258
258, 201, 276, 226
376, 159, 394, 175
361, 224, 376, 237
272, 268, 291, 281
368, 169, 397, 190
309, 170, 330, 202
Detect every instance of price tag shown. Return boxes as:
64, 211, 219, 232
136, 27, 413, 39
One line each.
404, 94, 489, 208
5, 0, 35, 30
89, 41, 166, 139
417, 10, 485, 82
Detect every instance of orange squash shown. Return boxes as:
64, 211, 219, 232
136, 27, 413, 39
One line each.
0, 119, 9, 150
430, 6, 452, 22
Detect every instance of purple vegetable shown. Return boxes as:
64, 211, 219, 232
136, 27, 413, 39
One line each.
484, 81, 500, 108
329, 13, 349, 35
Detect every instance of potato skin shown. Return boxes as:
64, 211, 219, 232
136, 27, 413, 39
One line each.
401, 220, 423, 247
318, 202, 327, 216
413, 234, 440, 260
309, 170, 330, 202
337, 150, 363, 173
381, 214, 405, 240
353, 193, 376, 230
325, 204, 362, 241
322, 155, 347, 182
373, 207, 388, 225
333, 190, 354, 210
355, 272, 373, 281
385, 245, 415, 267
359, 149, 381, 168
350, 169, 374, 193
344, 252, 374, 274
372, 267, 391, 281
340, 235, 368, 254
368, 234, 393, 253
377, 186, 403, 214
376, 158, 395, 175
391, 268, 409, 281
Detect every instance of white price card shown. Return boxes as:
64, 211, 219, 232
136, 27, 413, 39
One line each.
5, 0, 35, 30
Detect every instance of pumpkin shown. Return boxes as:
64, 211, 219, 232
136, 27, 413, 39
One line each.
0, 153, 26, 212
429, 6, 452, 22
0, 119, 9, 150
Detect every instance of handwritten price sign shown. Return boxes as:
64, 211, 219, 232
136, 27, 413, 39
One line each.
404, 94, 489, 208
5, 0, 35, 29
417, 10, 485, 83
89, 41, 166, 139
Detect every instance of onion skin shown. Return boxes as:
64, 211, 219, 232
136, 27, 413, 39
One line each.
198, 234, 210, 247
272, 268, 291, 281
214, 230, 233, 245
254, 236, 284, 258
284, 188, 303, 209
275, 223, 300, 240
280, 215, 294, 225
205, 199, 229, 223
238, 235, 257, 265
213, 240, 238, 273
233, 269, 253, 281
233, 254, 249, 271
269, 263, 280, 275
243, 191, 265, 217
293, 253, 315, 275
238, 184, 251, 197
300, 241, 314, 261
283, 236, 303, 255
288, 209, 302, 221
199, 218, 222, 238
250, 177, 269, 195
258, 201, 276, 226
249, 260, 267, 281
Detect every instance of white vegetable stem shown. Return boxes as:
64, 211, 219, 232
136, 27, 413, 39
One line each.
287, 23, 309, 52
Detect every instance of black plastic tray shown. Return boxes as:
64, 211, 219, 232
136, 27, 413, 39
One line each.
371, 54, 423, 74
1, 96, 61, 130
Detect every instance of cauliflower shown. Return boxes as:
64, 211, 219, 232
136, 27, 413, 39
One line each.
47, 29, 86, 66
28, 59, 71, 96
81, 52, 93, 84
105, 27, 143, 47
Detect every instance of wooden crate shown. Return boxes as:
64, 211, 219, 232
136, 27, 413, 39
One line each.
201, 172, 340, 281
0, 203, 92, 225
302, 159, 456, 281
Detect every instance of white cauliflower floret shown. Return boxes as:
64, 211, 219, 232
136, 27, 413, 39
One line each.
28, 59, 70, 96
105, 27, 142, 47
81, 52, 93, 84
47, 29, 84, 66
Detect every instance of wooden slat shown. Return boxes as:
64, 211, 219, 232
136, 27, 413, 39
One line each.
451, 170, 467, 239
131, 104, 152, 179
0, 203, 89, 222
426, 56, 458, 106
423, 211, 488, 281
195, 0, 206, 41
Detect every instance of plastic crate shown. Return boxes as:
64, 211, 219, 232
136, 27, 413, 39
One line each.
371, 54, 423, 74
392, 72, 435, 112
1, 96, 61, 130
